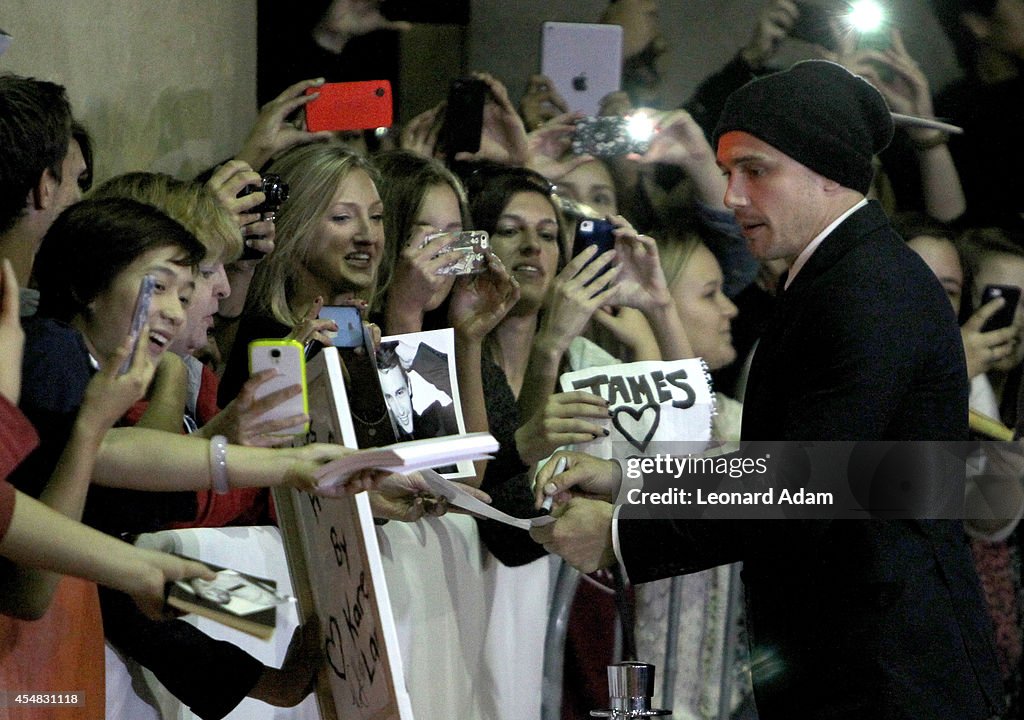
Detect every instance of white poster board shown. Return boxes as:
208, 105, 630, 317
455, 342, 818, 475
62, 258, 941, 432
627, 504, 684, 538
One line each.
274, 348, 413, 720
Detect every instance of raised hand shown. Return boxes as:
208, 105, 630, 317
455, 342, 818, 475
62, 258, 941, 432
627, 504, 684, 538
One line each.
448, 251, 521, 341
962, 298, 1020, 379
634, 110, 727, 209
536, 246, 620, 356
453, 73, 530, 166
313, 0, 412, 54
740, 0, 800, 68
202, 369, 307, 447
205, 160, 265, 229
843, 29, 935, 122
593, 306, 660, 360
399, 102, 445, 159
519, 74, 570, 132
525, 112, 594, 183
513, 391, 611, 465
286, 296, 340, 347
236, 77, 336, 171
607, 220, 672, 311
77, 325, 157, 431
385, 230, 463, 333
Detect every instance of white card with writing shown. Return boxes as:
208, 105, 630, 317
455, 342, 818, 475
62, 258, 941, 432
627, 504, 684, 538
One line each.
559, 358, 714, 458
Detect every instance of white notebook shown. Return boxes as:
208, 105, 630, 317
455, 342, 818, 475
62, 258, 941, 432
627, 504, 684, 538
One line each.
313, 432, 498, 489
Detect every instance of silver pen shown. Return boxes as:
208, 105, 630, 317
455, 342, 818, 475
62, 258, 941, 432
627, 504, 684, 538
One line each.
540, 456, 568, 514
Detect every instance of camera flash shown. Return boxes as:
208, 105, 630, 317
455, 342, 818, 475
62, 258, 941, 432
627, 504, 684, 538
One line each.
626, 113, 655, 142
846, 0, 885, 33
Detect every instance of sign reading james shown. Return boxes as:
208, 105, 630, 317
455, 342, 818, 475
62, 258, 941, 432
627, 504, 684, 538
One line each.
559, 358, 715, 456
274, 348, 413, 720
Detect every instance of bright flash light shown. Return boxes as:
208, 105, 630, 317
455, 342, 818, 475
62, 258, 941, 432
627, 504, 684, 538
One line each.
846, 0, 885, 33
627, 113, 656, 142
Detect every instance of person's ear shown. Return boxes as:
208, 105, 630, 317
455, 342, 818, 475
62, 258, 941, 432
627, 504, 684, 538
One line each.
30, 167, 59, 211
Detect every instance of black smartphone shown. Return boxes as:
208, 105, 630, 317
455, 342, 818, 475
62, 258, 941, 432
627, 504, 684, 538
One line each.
120, 274, 156, 374
791, 1, 839, 52
980, 284, 1022, 332
572, 218, 616, 287
319, 305, 364, 349
442, 77, 487, 158
573, 218, 616, 259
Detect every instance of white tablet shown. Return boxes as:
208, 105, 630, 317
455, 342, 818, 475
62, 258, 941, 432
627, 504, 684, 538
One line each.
540, 21, 623, 116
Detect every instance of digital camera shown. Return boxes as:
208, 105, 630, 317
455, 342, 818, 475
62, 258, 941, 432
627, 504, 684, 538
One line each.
239, 173, 289, 216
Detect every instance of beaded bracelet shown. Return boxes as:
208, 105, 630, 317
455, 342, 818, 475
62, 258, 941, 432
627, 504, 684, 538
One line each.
208, 435, 230, 495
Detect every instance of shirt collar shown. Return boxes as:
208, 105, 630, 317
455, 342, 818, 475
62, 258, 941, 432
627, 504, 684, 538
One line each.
784, 198, 868, 291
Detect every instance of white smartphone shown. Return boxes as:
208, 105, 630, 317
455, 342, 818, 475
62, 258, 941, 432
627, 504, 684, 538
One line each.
540, 21, 623, 116
248, 339, 310, 437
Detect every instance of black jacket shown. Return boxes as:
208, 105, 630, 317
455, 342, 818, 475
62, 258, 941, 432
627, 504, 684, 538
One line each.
619, 202, 1003, 719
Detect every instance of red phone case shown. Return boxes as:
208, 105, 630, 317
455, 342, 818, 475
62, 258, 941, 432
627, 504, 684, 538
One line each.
304, 80, 393, 133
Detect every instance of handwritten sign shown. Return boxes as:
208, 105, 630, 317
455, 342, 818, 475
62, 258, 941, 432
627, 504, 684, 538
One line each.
274, 348, 413, 720
559, 358, 715, 456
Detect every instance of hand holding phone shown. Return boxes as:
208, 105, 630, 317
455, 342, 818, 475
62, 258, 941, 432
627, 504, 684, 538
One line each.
980, 285, 1022, 333
120, 275, 157, 375
441, 77, 487, 158
421, 231, 490, 276
304, 80, 393, 133
248, 340, 310, 437
319, 305, 364, 348
571, 218, 617, 288
573, 219, 616, 259
572, 115, 653, 157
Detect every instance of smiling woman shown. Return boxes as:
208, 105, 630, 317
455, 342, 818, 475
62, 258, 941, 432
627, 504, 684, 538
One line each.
242, 141, 385, 330
218, 142, 386, 407
33, 197, 205, 368
89, 172, 243, 359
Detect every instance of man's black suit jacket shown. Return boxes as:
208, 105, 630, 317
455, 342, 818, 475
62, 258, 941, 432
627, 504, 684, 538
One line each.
619, 202, 1003, 719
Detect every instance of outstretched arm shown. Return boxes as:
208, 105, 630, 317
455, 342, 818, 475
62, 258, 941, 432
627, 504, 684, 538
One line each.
0, 485, 213, 620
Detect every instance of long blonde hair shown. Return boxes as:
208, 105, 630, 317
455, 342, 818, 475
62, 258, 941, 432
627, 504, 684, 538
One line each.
244, 142, 381, 326
657, 228, 703, 288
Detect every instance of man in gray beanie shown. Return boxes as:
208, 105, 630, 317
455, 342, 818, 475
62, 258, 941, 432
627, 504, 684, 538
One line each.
532, 60, 1003, 719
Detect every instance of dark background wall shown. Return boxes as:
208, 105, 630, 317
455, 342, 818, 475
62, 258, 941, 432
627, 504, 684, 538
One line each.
0, 0, 963, 184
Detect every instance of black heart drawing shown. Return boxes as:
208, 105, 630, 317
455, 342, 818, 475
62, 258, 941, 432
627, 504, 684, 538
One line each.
612, 403, 660, 452
325, 615, 348, 680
